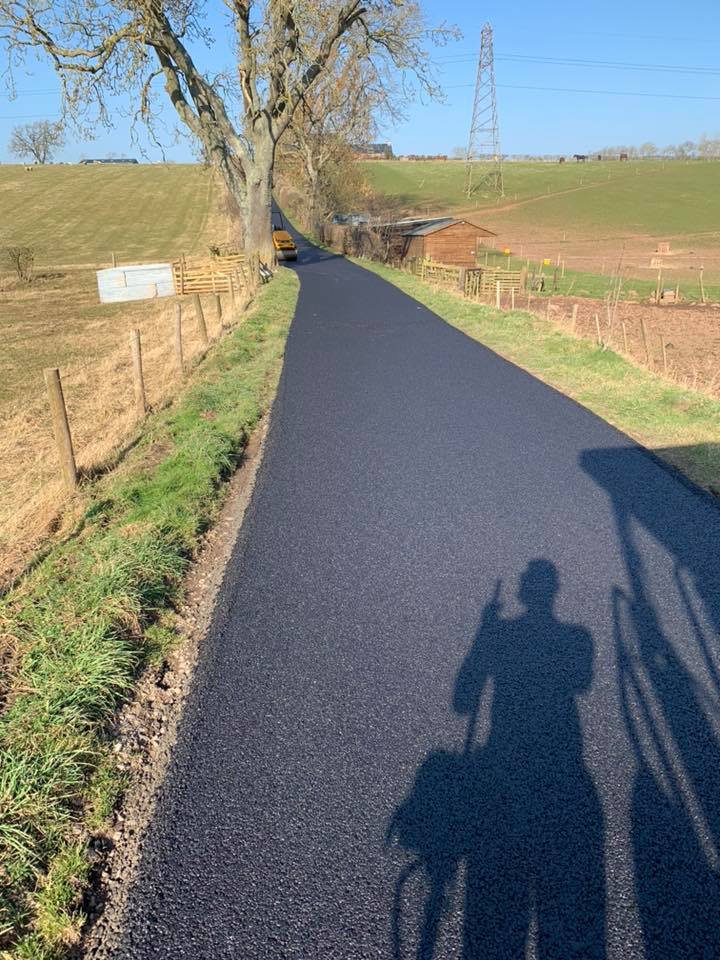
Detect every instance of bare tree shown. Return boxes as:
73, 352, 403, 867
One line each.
8, 120, 64, 164
0, 1, 454, 259
278, 56, 385, 231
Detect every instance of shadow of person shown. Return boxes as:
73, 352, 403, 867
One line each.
388, 561, 606, 960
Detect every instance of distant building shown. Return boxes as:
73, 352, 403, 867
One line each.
79, 158, 139, 165
376, 217, 497, 268
352, 143, 394, 160
402, 218, 496, 267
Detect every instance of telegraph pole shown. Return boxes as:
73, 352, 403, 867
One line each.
465, 23, 504, 199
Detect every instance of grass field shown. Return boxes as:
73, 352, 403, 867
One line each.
0, 164, 228, 584
360, 160, 720, 287
360, 159, 720, 237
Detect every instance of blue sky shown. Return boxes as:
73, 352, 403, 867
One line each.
1, 0, 718, 162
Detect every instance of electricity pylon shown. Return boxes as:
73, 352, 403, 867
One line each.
464, 23, 504, 199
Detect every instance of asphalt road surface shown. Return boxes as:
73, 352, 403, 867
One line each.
114, 233, 720, 959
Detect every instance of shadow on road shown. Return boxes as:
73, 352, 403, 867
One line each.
388, 561, 606, 959
584, 446, 720, 960
389, 446, 720, 959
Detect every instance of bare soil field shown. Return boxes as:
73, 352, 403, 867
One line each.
479, 220, 720, 295
542, 296, 720, 396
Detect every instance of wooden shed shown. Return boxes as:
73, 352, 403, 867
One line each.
402, 218, 497, 268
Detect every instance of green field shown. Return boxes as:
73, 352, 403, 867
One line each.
360, 159, 720, 293
360, 159, 720, 240
0, 163, 216, 266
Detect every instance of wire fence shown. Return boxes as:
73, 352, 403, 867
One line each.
0, 273, 258, 589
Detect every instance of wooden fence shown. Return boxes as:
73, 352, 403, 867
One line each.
401, 258, 525, 299
172, 252, 254, 296
42, 256, 264, 495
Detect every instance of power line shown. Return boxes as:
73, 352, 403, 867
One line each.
445, 82, 720, 102
437, 52, 720, 77
0, 90, 59, 98
0, 113, 61, 120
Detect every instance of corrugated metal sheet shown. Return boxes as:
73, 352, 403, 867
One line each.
403, 219, 497, 237
97, 263, 175, 303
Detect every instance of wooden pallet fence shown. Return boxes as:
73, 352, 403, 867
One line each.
172, 253, 249, 296
477, 266, 523, 295
462, 266, 523, 298
401, 257, 524, 302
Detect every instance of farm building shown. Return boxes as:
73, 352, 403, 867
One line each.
399, 218, 497, 268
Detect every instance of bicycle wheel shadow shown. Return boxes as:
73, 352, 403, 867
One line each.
387, 561, 606, 960
585, 445, 720, 960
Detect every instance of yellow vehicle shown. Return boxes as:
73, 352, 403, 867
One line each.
272, 227, 297, 261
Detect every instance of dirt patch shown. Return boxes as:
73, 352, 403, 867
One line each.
472, 220, 720, 291
541, 295, 720, 395
78, 416, 270, 959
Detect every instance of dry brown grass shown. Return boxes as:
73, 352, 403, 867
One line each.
0, 164, 241, 587
0, 286, 250, 587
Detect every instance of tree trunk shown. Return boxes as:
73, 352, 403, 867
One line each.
306, 166, 323, 237
244, 144, 275, 263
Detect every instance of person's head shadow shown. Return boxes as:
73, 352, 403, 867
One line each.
388, 561, 606, 960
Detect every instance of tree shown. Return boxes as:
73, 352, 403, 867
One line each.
0, 1, 453, 260
278, 57, 384, 230
8, 120, 64, 164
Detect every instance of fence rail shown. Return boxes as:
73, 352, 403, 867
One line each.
400, 258, 525, 298
172, 252, 252, 296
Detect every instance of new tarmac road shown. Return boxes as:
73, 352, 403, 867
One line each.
114, 234, 720, 959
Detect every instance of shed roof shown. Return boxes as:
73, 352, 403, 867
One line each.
403, 218, 497, 238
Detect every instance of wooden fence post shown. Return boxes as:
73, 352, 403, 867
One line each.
214, 292, 223, 329
511, 288, 515, 310
458, 268, 467, 295
661, 336, 668, 374
495, 281, 501, 309
520, 265, 528, 290
622, 321, 628, 354
175, 303, 185, 376
193, 293, 209, 346
641, 317, 651, 365
111, 251, 117, 267
44, 367, 77, 492
700, 265, 706, 304
594, 313, 602, 346
130, 329, 147, 420
229, 275, 237, 310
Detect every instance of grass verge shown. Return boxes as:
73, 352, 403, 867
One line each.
0, 267, 299, 958
353, 258, 720, 494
